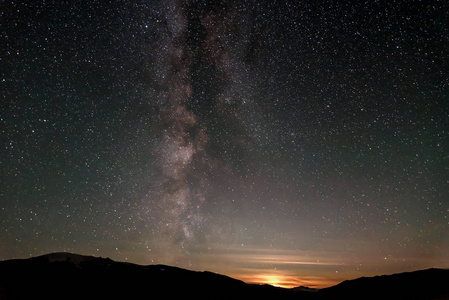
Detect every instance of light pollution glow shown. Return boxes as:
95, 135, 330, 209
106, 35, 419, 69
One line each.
234, 273, 335, 289
125, 245, 447, 289
127, 246, 347, 289
205, 248, 345, 289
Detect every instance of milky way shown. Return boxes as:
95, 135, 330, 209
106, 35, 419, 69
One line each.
2, 0, 448, 288
145, 1, 263, 251
149, 1, 204, 248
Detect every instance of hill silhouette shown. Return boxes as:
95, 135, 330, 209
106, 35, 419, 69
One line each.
0, 253, 447, 300
316, 268, 449, 300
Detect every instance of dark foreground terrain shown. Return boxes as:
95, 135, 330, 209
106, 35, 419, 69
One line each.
0, 253, 448, 300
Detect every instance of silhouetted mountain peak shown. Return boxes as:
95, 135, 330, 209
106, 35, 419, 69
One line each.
36, 252, 97, 264
291, 286, 319, 293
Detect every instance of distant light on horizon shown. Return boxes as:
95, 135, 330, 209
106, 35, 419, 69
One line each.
233, 272, 338, 289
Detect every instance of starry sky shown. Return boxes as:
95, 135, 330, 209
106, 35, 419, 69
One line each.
1, 0, 448, 288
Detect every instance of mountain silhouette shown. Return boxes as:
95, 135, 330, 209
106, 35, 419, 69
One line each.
0, 252, 301, 299
0, 252, 448, 300
316, 268, 449, 300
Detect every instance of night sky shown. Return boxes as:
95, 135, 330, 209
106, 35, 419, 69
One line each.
2, 0, 448, 288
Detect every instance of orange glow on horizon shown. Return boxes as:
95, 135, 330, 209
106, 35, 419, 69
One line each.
232, 273, 338, 289
256, 274, 286, 288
